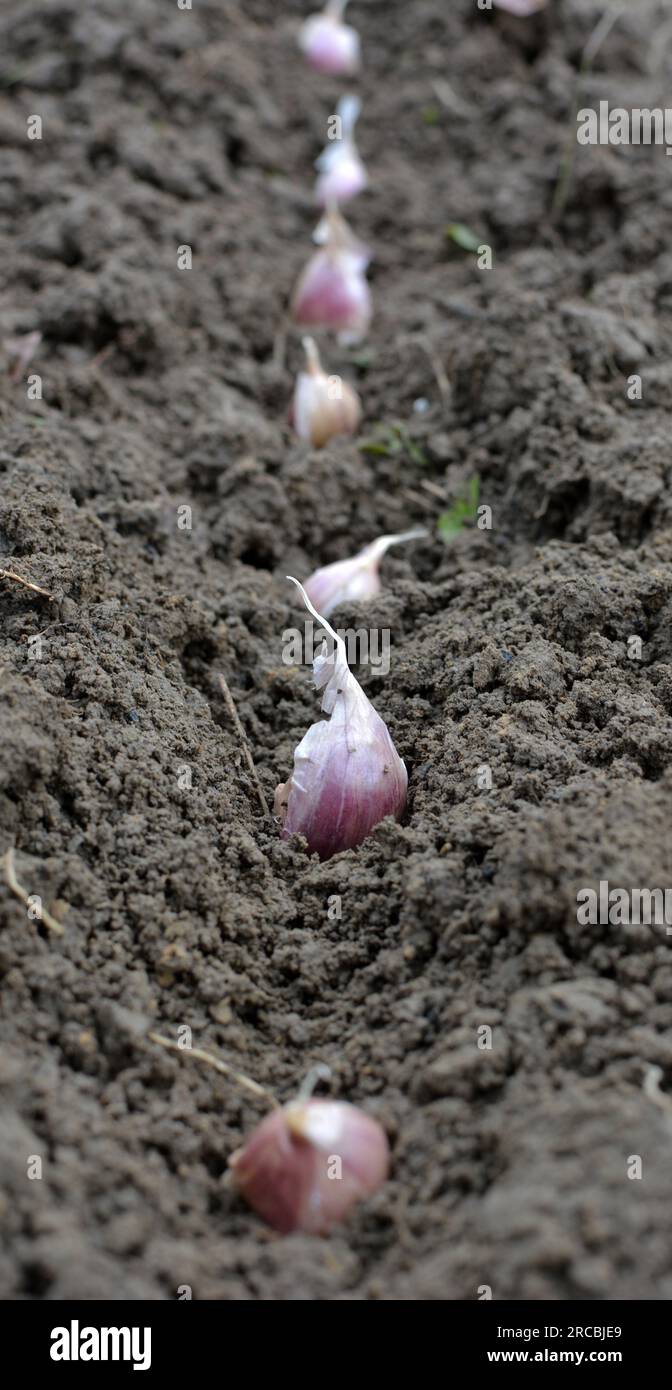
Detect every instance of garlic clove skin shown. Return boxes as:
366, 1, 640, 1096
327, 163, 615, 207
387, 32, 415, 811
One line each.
291, 336, 361, 448
291, 207, 372, 345
275, 579, 408, 860
304, 529, 427, 618
230, 1099, 389, 1235
299, 3, 361, 76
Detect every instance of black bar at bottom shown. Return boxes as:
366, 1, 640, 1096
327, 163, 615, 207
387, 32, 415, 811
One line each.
0, 1297, 661, 1376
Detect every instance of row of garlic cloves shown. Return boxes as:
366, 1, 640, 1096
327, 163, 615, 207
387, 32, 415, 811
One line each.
292, 5, 369, 446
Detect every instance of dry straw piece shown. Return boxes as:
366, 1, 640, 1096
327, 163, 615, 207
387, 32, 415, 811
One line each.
2, 847, 65, 935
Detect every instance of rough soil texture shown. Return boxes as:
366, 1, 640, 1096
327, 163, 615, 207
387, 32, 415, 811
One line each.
1, 0, 672, 1301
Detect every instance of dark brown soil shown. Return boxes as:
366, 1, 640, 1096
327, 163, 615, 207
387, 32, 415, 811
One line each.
1, 0, 672, 1301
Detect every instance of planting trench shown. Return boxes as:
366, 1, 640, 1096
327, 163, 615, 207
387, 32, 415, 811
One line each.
1, 0, 672, 1299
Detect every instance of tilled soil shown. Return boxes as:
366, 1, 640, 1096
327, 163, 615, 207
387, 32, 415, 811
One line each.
1, 0, 672, 1300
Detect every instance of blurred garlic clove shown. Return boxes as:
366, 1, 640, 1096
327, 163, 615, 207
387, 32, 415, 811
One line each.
290, 336, 361, 448
315, 146, 367, 208
3, 329, 42, 384
230, 1097, 389, 1235
299, 1, 361, 76
275, 578, 408, 860
493, 0, 547, 13
315, 95, 368, 207
291, 205, 372, 345
304, 529, 427, 618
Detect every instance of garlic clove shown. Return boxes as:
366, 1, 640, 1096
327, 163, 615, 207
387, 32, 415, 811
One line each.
299, 2, 361, 76
291, 252, 371, 343
291, 336, 361, 448
230, 1098, 389, 1235
291, 206, 372, 345
315, 148, 367, 207
304, 529, 427, 618
493, 0, 547, 13
275, 579, 408, 860
315, 95, 368, 207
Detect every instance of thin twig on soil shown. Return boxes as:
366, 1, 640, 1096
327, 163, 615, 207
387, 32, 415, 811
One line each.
419, 340, 450, 403
217, 673, 270, 815
551, 3, 626, 222
431, 78, 477, 120
88, 343, 115, 371
420, 478, 449, 500
272, 315, 289, 371
2, 846, 65, 935
0, 568, 53, 600
405, 492, 429, 511
149, 1031, 278, 1109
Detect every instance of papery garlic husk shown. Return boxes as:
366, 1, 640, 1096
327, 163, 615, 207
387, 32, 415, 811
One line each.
291, 205, 372, 345
290, 336, 361, 448
304, 529, 427, 618
315, 95, 368, 207
299, 1, 361, 76
275, 579, 408, 860
230, 1098, 389, 1235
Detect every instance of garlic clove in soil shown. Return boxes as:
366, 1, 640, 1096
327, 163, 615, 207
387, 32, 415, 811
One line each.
291, 205, 372, 345
304, 529, 427, 618
274, 578, 408, 860
290, 336, 361, 448
315, 95, 368, 207
299, 1, 361, 76
230, 1098, 389, 1235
